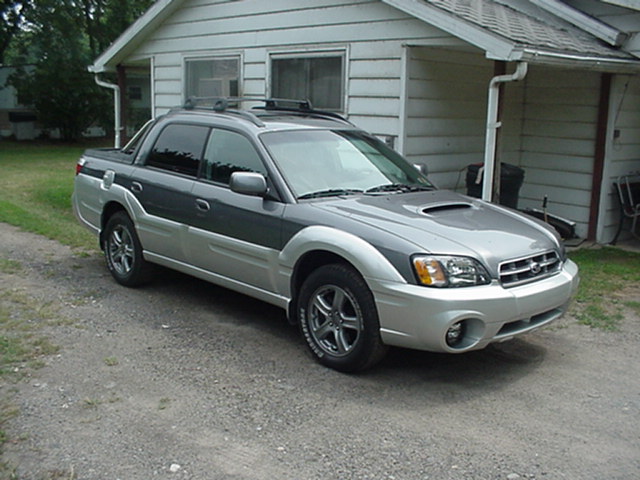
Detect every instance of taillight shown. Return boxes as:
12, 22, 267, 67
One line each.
76, 157, 86, 175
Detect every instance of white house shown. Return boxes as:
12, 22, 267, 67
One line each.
0, 66, 39, 140
88, 0, 640, 243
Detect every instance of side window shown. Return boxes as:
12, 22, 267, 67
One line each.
202, 129, 267, 184
146, 124, 209, 177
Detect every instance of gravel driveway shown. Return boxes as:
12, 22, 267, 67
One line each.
1, 222, 639, 480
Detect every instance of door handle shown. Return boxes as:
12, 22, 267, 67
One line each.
131, 181, 143, 193
195, 199, 210, 212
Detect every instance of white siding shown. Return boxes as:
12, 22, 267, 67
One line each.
403, 47, 493, 189
403, 54, 604, 239
599, 74, 640, 243
513, 67, 601, 239
129, 0, 454, 138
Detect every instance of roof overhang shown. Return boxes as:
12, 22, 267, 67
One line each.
383, 0, 520, 60
382, 0, 640, 73
528, 0, 627, 47
603, 0, 640, 11
89, 0, 186, 73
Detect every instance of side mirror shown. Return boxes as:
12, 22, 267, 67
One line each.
229, 172, 268, 197
413, 162, 429, 177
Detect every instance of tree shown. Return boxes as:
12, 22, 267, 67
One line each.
1, 1, 31, 64
5, 0, 154, 140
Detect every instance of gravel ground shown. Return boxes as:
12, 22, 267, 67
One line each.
1, 222, 639, 480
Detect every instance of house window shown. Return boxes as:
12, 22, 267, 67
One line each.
271, 54, 344, 111
185, 57, 240, 99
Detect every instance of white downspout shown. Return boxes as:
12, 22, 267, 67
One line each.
482, 62, 528, 202
94, 75, 122, 149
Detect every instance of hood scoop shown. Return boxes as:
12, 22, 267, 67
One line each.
420, 201, 474, 216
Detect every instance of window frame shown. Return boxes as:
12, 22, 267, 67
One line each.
268, 49, 348, 112
183, 53, 243, 102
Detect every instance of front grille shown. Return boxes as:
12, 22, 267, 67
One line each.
499, 251, 562, 287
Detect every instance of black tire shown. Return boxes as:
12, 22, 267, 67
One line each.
103, 211, 152, 287
298, 263, 388, 372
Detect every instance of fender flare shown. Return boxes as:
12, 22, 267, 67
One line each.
279, 225, 406, 289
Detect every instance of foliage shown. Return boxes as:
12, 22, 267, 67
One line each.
569, 247, 640, 330
3, 0, 154, 140
0, 0, 32, 64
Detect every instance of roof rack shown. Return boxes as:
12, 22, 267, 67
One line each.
182, 96, 353, 126
253, 98, 353, 125
182, 97, 265, 127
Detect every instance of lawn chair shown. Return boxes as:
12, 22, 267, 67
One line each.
612, 171, 640, 244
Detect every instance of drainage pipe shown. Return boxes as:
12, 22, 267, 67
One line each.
482, 62, 528, 202
93, 75, 122, 148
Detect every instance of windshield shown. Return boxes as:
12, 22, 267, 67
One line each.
260, 129, 434, 199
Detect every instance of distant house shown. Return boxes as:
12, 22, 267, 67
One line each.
0, 65, 38, 140
0, 65, 109, 140
87, 0, 640, 243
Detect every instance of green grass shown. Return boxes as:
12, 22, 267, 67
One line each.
569, 247, 640, 330
0, 139, 110, 250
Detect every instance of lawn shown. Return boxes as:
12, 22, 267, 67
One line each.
0, 139, 110, 250
569, 246, 640, 330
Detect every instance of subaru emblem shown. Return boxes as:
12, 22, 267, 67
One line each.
529, 261, 542, 275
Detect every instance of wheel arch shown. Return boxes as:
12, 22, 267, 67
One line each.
288, 250, 354, 323
100, 201, 131, 249
281, 226, 406, 324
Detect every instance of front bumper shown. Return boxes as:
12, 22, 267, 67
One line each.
371, 259, 579, 353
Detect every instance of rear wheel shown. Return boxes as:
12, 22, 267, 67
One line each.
103, 212, 151, 287
298, 263, 387, 372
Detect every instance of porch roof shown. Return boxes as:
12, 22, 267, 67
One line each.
385, 0, 640, 70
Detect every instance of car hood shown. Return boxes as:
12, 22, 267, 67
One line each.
310, 190, 561, 274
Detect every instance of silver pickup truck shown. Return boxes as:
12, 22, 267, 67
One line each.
73, 99, 579, 372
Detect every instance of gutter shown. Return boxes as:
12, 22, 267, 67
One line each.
492, 46, 640, 73
520, 48, 640, 71
93, 75, 122, 149
482, 62, 528, 203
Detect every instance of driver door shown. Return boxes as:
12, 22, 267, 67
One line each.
187, 128, 285, 292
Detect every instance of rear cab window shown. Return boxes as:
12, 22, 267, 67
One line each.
146, 123, 209, 177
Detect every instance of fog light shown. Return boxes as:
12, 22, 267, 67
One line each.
446, 321, 465, 347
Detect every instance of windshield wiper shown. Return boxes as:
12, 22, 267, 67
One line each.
364, 183, 433, 194
297, 188, 364, 200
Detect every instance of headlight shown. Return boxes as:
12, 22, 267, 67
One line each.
412, 255, 491, 287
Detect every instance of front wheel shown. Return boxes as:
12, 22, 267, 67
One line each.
103, 211, 152, 287
298, 264, 388, 372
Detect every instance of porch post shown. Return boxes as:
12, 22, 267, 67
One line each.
492, 61, 507, 203
588, 73, 612, 241
117, 64, 128, 145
